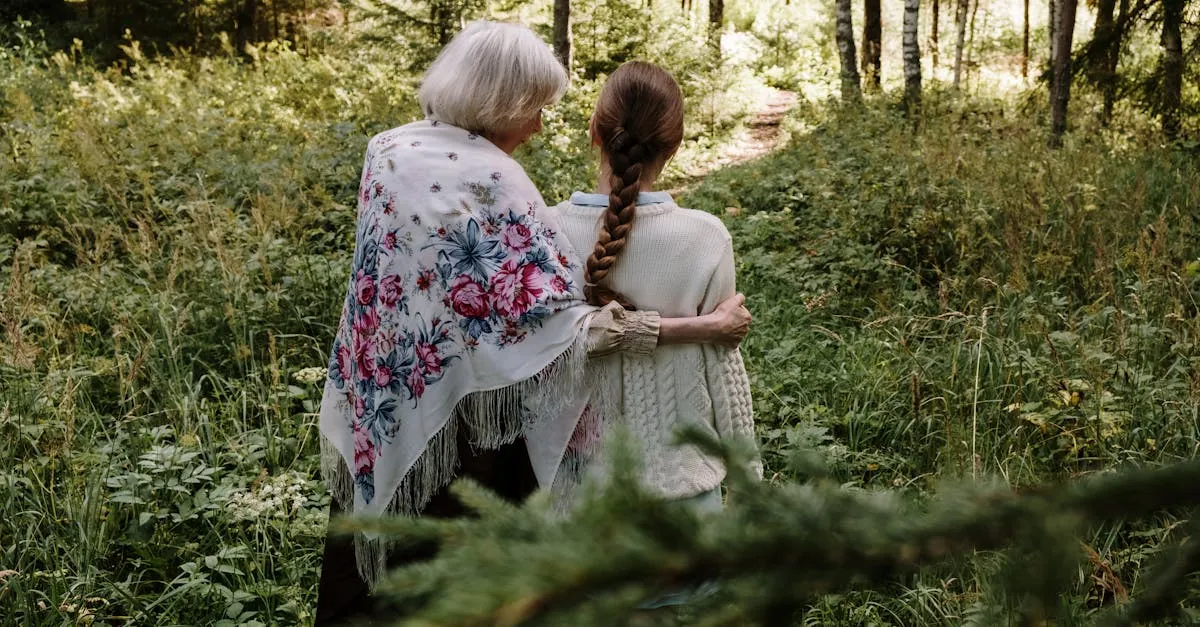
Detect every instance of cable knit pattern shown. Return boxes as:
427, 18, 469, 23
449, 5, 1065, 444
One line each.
705, 345, 762, 479
551, 194, 759, 498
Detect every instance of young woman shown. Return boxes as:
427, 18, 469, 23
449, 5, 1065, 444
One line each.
314, 26, 751, 624
547, 61, 760, 512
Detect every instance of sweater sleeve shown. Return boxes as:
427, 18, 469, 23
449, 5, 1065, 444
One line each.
585, 301, 661, 358
699, 229, 762, 480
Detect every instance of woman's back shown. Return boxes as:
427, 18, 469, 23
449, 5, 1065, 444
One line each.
553, 192, 756, 499
556, 191, 734, 317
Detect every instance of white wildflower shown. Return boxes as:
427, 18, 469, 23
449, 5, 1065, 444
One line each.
293, 367, 327, 385
226, 471, 318, 521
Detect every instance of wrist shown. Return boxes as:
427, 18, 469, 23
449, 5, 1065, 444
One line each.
699, 312, 723, 342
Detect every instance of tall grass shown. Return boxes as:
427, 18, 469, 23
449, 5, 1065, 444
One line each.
682, 89, 1200, 622
1, 6, 1197, 622
0, 15, 779, 623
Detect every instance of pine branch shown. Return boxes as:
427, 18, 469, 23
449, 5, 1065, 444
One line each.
361, 432, 1200, 626
1102, 513, 1200, 626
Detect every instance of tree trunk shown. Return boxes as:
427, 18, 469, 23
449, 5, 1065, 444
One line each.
553, 0, 571, 68
1049, 0, 1078, 148
932, 0, 940, 68
836, 0, 861, 101
966, 0, 980, 75
1102, 0, 1130, 123
234, 0, 258, 52
952, 0, 969, 88
1089, 0, 1118, 123
903, 0, 922, 120
1022, 0, 1030, 78
1161, 0, 1183, 139
1048, 0, 1059, 100
709, 0, 724, 52
862, 0, 882, 89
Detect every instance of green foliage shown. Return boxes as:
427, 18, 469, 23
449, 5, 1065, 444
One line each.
570, 0, 653, 78
0, 29, 410, 624
674, 85, 1200, 622
0, 10, 776, 623
356, 0, 489, 68
2, 2, 1199, 624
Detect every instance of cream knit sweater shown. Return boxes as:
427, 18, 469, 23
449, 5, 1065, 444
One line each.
550, 191, 760, 499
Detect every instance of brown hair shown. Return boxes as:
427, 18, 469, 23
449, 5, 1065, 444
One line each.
584, 61, 685, 308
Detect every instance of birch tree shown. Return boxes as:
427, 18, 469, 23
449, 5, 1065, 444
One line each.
903, 0, 922, 119
836, 0, 861, 101
952, 0, 969, 88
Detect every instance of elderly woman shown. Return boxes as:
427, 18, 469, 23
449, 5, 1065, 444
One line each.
314, 21, 750, 624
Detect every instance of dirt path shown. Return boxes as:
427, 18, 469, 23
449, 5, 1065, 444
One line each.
665, 88, 798, 196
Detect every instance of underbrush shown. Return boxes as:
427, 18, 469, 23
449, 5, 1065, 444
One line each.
0, 21, 772, 625
2, 10, 1198, 623
682, 89, 1200, 623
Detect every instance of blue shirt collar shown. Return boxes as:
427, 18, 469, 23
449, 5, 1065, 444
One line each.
568, 191, 673, 207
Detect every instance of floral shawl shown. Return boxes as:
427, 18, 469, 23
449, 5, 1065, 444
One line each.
318, 120, 593, 584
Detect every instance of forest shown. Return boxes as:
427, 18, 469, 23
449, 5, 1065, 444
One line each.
1, 0, 1199, 624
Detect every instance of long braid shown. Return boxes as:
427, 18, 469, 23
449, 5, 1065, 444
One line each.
583, 61, 684, 309
584, 128, 645, 308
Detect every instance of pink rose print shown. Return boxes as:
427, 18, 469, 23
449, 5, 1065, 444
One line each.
415, 342, 442, 376
407, 367, 426, 398
356, 271, 376, 306
353, 308, 380, 335
490, 259, 545, 318
353, 422, 376, 476
374, 363, 393, 387
353, 332, 376, 380
449, 275, 489, 319
501, 223, 533, 253
336, 344, 353, 381
550, 275, 568, 294
383, 231, 397, 250
378, 275, 404, 309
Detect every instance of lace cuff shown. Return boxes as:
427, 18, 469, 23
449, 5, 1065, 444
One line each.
586, 301, 662, 358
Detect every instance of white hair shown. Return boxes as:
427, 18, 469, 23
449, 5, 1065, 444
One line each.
418, 21, 568, 135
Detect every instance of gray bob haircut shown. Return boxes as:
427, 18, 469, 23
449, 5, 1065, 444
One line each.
419, 21, 568, 134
